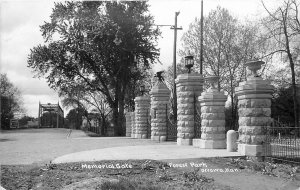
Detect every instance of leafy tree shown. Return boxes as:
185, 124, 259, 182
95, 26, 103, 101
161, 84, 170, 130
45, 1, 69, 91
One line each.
0, 96, 14, 129
271, 86, 296, 126
125, 65, 154, 112
27, 1, 160, 135
19, 116, 35, 126
261, 0, 300, 128
59, 84, 91, 128
66, 107, 87, 129
0, 73, 24, 129
265, 61, 300, 89
60, 85, 111, 135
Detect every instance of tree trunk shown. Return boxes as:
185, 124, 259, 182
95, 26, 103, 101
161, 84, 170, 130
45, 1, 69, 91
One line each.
230, 76, 235, 130
230, 93, 235, 130
118, 82, 126, 136
107, 89, 124, 136
234, 97, 239, 131
283, 16, 299, 129
112, 104, 120, 136
100, 114, 106, 136
118, 99, 125, 136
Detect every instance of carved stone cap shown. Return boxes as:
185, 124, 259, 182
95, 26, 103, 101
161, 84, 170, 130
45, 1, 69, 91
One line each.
150, 81, 170, 95
205, 75, 219, 89
175, 73, 204, 84
125, 112, 132, 117
134, 96, 151, 102
198, 92, 227, 103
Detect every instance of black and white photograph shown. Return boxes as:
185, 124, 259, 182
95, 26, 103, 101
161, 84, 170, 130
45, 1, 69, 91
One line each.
0, 0, 300, 189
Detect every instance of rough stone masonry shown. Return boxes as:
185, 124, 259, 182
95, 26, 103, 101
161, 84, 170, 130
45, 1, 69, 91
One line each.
194, 76, 227, 149
176, 73, 204, 145
150, 79, 170, 141
125, 112, 132, 137
134, 96, 150, 139
235, 61, 274, 157
130, 112, 135, 138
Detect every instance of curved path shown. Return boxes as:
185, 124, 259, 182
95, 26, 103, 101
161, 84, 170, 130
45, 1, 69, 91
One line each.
0, 128, 166, 165
1, 128, 299, 190
53, 144, 240, 163
1, 128, 239, 165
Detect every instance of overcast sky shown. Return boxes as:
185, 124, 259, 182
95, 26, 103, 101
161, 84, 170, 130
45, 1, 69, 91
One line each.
0, 0, 279, 117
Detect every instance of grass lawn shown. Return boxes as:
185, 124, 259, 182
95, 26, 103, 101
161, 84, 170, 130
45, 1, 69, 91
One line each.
1, 160, 217, 190
1, 158, 300, 190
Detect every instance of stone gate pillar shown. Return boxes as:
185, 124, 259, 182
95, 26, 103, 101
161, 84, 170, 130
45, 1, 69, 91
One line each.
125, 112, 132, 137
176, 73, 204, 145
235, 61, 274, 158
130, 112, 135, 138
134, 96, 150, 139
150, 77, 170, 141
194, 76, 227, 149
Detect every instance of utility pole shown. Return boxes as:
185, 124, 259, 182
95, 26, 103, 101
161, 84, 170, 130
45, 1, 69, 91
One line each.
200, 0, 204, 75
171, 12, 182, 122
154, 12, 182, 122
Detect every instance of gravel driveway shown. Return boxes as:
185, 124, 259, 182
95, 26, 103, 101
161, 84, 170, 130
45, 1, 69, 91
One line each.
0, 128, 168, 165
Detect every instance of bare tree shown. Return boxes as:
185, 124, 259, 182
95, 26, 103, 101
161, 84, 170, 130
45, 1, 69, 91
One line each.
180, 7, 262, 129
83, 91, 112, 135
59, 84, 112, 134
261, 0, 300, 128
180, 7, 233, 90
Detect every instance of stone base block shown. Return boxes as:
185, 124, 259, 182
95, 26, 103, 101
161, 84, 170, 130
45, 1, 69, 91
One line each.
177, 138, 193, 146
141, 134, 147, 139
151, 135, 167, 142
193, 139, 226, 149
131, 134, 135, 138
238, 144, 265, 156
135, 134, 148, 139
126, 134, 131, 137
160, 136, 167, 142
151, 136, 159, 141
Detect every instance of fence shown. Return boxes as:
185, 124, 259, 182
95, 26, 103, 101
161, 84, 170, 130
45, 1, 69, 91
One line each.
264, 126, 300, 163
165, 95, 201, 141
86, 125, 101, 135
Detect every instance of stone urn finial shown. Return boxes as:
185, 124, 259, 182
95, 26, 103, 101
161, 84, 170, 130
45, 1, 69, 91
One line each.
205, 75, 219, 89
154, 71, 164, 82
245, 61, 264, 77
